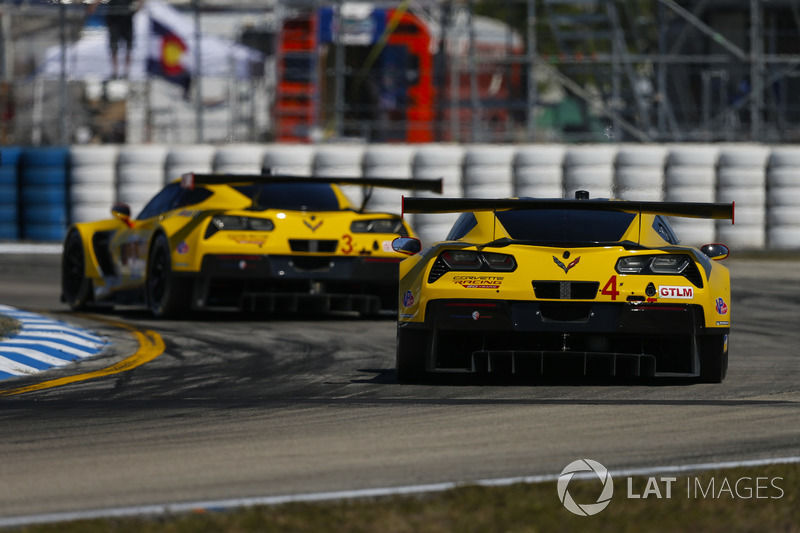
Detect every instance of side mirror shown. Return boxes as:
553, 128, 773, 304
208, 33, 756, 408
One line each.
111, 203, 134, 227
700, 243, 729, 261
392, 237, 422, 256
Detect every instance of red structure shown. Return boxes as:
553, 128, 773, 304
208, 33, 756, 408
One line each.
274, 5, 522, 143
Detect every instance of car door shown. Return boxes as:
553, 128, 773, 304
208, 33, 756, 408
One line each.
110, 183, 183, 290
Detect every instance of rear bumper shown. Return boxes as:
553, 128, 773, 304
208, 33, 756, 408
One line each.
406, 299, 727, 377
191, 254, 400, 312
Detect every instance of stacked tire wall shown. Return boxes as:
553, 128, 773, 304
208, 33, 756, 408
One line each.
19, 148, 70, 241
2, 143, 800, 251
0, 148, 21, 240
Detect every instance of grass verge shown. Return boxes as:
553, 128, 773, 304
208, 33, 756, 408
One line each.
11, 463, 799, 533
0, 314, 20, 340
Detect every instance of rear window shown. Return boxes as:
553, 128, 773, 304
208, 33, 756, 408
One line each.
495, 209, 636, 243
234, 183, 341, 211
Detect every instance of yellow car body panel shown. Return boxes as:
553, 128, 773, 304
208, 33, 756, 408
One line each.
394, 195, 734, 382
61, 174, 440, 316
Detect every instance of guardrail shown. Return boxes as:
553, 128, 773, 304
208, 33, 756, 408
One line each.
1, 143, 799, 249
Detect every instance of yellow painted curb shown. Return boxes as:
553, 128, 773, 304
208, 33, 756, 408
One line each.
0, 317, 165, 397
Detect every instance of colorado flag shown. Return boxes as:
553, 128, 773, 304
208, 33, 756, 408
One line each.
147, 13, 191, 94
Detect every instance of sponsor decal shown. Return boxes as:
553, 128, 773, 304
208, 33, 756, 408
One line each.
382, 240, 394, 253
402, 290, 415, 307
553, 255, 581, 274
227, 234, 267, 247
715, 297, 728, 315
176, 241, 189, 254
177, 209, 198, 217
471, 311, 480, 320
658, 286, 694, 299
453, 275, 504, 289
716, 321, 730, 326
400, 313, 415, 319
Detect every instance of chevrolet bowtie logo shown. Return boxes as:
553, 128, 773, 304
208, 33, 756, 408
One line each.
303, 220, 323, 232
553, 255, 581, 274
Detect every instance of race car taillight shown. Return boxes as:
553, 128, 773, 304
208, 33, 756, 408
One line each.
616, 254, 690, 274
441, 250, 482, 269
350, 218, 407, 235
483, 252, 516, 271
650, 255, 691, 274
615, 254, 703, 286
429, 250, 517, 282
204, 215, 275, 238
616, 256, 650, 273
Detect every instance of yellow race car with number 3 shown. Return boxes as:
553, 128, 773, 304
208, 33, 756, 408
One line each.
392, 191, 734, 383
61, 173, 441, 317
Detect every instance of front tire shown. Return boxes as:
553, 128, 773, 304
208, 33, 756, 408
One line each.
61, 230, 93, 310
147, 234, 190, 318
396, 327, 428, 383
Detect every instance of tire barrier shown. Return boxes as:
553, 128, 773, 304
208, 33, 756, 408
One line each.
164, 145, 215, 183
513, 145, 566, 198
117, 145, 169, 218
0, 148, 21, 240
563, 145, 616, 199
312, 144, 367, 208
212, 144, 266, 175
362, 144, 415, 215
69, 145, 118, 224
411, 144, 465, 246
614, 145, 667, 202
766, 147, 800, 249
462, 144, 515, 199
1, 143, 798, 250
19, 147, 69, 242
261, 144, 315, 176
716, 145, 769, 249
664, 145, 719, 246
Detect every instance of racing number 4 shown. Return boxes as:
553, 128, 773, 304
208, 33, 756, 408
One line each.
602, 275, 620, 300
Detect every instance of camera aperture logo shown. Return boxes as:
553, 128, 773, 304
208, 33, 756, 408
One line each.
558, 459, 614, 516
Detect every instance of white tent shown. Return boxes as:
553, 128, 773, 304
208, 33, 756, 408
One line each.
38, 0, 263, 82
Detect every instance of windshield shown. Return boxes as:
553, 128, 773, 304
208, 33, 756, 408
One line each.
233, 183, 341, 211
494, 209, 636, 243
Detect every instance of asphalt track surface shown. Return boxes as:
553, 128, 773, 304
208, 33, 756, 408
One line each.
0, 253, 798, 520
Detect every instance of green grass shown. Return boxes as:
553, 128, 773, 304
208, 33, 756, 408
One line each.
0, 315, 20, 340
12, 463, 799, 533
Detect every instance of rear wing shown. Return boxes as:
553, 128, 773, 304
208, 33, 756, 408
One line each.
402, 197, 735, 224
181, 173, 443, 194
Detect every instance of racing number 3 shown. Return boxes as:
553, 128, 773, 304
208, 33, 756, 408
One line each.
602, 275, 620, 300
341, 234, 353, 254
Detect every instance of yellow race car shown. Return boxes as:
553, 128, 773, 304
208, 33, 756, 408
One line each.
392, 191, 734, 383
61, 173, 441, 317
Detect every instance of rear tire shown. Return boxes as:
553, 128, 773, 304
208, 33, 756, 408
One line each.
396, 327, 428, 383
147, 234, 191, 318
698, 335, 729, 383
61, 230, 93, 310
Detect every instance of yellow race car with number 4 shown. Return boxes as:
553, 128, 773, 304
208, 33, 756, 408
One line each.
392, 191, 734, 383
61, 173, 441, 317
